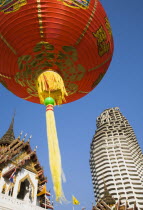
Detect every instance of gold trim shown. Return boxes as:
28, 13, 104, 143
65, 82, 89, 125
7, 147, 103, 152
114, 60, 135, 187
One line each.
0, 0, 27, 14
78, 90, 89, 94
63, 1, 80, 9
88, 55, 112, 72
63, 0, 88, 9
77, 56, 112, 93
36, 0, 44, 38
75, 0, 98, 46
25, 161, 37, 173
0, 33, 17, 55
0, 73, 11, 79
2, 183, 7, 193
22, 95, 32, 100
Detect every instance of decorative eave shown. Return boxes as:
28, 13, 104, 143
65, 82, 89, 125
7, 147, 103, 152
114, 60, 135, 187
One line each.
0, 139, 30, 165
39, 179, 47, 185
100, 200, 111, 210
115, 199, 138, 210
2, 151, 36, 178
97, 201, 111, 210
93, 199, 138, 210
0, 138, 47, 183
0, 139, 19, 156
37, 186, 50, 196
2, 166, 17, 178
41, 203, 54, 210
40, 196, 54, 209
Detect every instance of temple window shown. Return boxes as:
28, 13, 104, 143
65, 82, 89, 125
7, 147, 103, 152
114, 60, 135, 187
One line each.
17, 178, 33, 202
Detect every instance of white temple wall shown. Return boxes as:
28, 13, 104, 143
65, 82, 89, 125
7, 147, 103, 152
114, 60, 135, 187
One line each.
0, 164, 14, 195
0, 164, 38, 205
0, 193, 45, 210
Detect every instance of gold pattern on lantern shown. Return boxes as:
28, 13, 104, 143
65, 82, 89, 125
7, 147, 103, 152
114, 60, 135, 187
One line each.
63, 0, 89, 9
0, 33, 17, 55
0, 0, 27, 14
93, 26, 110, 56
15, 42, 86, 98
105, 17, 112, 36
36, 0, 44, 38
92, 73, 105, 89
88, 55, 112, 72
22, 95, 32, 100
0, 73, 11, 79
75, 0, 97, 45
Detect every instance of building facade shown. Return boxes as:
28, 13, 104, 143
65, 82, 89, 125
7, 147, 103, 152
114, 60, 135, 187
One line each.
90, 107, 143, 209
0, 116, 53, 210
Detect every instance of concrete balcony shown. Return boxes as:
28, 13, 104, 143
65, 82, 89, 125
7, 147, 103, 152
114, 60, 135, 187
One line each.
135, 193, 143, 198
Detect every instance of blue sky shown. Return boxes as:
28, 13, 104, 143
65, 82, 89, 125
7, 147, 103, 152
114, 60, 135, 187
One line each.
1, 0, 143, 209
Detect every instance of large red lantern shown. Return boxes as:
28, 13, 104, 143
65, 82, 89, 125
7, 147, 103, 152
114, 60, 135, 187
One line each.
0, 0, 113, 201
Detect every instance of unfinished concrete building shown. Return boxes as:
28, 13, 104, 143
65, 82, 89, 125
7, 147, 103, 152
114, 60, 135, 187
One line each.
90, 107, 143, 209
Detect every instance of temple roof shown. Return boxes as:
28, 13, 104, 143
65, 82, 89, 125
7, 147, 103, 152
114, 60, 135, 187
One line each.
92, 198, 138, 210
0, 137, 47, 184
0, 115, 15, 145
92, 183, 116, 210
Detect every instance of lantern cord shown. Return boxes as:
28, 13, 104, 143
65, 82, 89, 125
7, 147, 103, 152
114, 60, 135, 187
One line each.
46, 104, 65, 202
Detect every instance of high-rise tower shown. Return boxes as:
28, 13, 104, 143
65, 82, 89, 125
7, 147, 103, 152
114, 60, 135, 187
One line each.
90, 107, 143, 209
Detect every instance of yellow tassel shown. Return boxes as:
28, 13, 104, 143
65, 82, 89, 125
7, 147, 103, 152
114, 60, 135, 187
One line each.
36, 70, 67, 202
36, 70, 67, 105
46, 104, 65, 202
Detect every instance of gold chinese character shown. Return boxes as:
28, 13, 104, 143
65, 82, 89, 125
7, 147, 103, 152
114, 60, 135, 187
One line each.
93, 26, 110, 56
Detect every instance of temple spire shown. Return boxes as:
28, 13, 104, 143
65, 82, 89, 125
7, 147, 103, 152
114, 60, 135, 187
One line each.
0, 113, 15, 145
101, 181, 116, 206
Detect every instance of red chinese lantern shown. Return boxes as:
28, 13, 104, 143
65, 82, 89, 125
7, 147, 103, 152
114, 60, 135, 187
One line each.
0, 0, 113, 201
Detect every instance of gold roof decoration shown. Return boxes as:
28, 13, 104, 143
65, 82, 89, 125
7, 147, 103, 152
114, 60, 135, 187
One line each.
92, 197, 138, 210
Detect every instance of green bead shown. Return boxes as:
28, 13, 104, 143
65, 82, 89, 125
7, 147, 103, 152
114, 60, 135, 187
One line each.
44, 97, 55, 106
